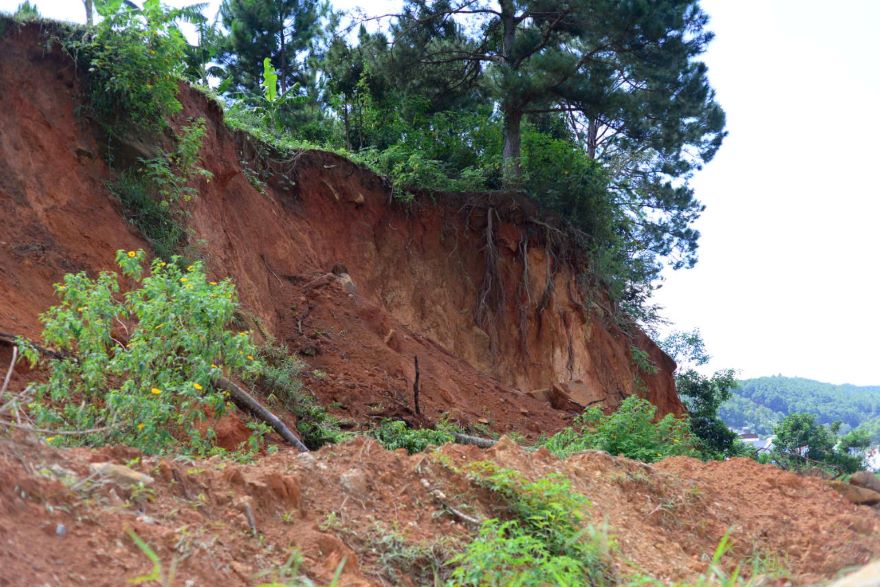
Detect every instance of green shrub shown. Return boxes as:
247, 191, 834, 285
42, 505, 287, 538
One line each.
112, 118, 211, 258
371, 419, 456, 454
60, 0, 194, 136
449, 462, 613, 586
21, 250, 264, 454
542, 396, 699, 462
255, 343, 346, 449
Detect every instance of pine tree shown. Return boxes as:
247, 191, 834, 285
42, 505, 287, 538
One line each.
218, 0, 322, 94
391, 0, 725, 191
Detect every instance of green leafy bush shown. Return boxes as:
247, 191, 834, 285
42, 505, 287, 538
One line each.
542, 396, 699, 462
449, 462, 613, 586
112, 118, 211, 258
371, 419, 456, 454
255, 343, 346, 449
61, 0, 198, 136
22, 250, 263, 454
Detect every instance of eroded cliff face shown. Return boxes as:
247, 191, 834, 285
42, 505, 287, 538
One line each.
0, 24, 681, 435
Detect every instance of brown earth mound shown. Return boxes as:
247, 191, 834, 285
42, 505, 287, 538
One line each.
0, 21, 679, 440
0, 435, 876, 586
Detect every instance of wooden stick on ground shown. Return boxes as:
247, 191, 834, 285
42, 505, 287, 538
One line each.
413, 355, 421, 415
453, 432, 496, 448
216, 375, 309, 452
1, 346, 17, 398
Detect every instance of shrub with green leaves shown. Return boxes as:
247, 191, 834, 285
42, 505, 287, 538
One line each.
449, 462, 613, 586
60, 0, 200, 136
542, 396, 699, 462
371, 419, 456, 454
111, 118, 211, 258
23, 250, 263, 454
256, 343, 346, 449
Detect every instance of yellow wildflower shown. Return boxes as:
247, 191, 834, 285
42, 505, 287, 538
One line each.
77, 307, 84, 313
180, 277, 188, 283
193, 383, 203, 391
137, 423, 145, 430
185, 284, 193, 290
209, 281, 218, 286
246, 355, 254, 361
151, 387, 161, 395
187, 265, 194, 271
46, 436, 57, 443
127, 251, 137, 258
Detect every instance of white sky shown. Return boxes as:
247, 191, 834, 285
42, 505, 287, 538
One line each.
4, 0, 879, 385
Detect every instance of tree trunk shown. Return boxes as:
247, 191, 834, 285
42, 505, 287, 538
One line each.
83, 0, 93, 26
502, 108, 523, 187
499, 0, 522, 187
586, 117, 599, 160
278, 12, 287, 93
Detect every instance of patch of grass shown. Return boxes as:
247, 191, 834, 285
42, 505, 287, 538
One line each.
449, 461, 615, 586
626, 532, 790, 586
371, 419, 458, 454
111, 118, 211, 259
254, 343, 347, 449
128, 529, 178, 586
255, 548, 345, 587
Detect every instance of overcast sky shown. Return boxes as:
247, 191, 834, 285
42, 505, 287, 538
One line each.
3, 0, 879, 385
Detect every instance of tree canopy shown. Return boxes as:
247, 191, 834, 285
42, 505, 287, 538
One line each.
67, 0, 727, 322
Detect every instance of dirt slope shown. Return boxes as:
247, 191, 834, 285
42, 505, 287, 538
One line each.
0, 435, 877, 586
0, 22, 679, 437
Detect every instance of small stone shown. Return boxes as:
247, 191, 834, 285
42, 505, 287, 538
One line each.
829, 480, 880, 506
477, 417, 490, 425
55, 523, 66, 537
136, 515, 157, 525
850, 471, 880, 494
340, 469, 369, 498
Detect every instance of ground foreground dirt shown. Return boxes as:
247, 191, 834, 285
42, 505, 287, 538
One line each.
0, 434, 876, 586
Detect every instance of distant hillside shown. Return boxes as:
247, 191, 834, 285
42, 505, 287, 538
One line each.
719, 376, 880, 437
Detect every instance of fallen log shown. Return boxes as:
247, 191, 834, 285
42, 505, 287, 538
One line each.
454, 432, 496, 448
215, 375, 309, 453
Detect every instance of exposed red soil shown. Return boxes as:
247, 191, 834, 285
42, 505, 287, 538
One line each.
0, 435, 876, 586
4, 21, 876, 586
0, 22, 680, 441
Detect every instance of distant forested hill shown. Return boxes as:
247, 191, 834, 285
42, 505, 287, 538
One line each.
719, 376, 880, 438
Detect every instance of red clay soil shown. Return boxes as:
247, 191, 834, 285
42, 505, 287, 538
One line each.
6, 22, 875, 586
0, 21, 679, 441
0, 434, 876, 586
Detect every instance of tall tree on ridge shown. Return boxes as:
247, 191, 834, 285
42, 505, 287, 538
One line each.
391, 0, 726, 191
218, 0, 322, 94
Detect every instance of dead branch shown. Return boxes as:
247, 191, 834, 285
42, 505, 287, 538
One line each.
215, 375, 309, 452
0, 332, 65, 360
413, 355, 421, 415
420, 478, 482, 527
1, 346, 17, 398
0, 419, 116, 436
453, 432, 496, 449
